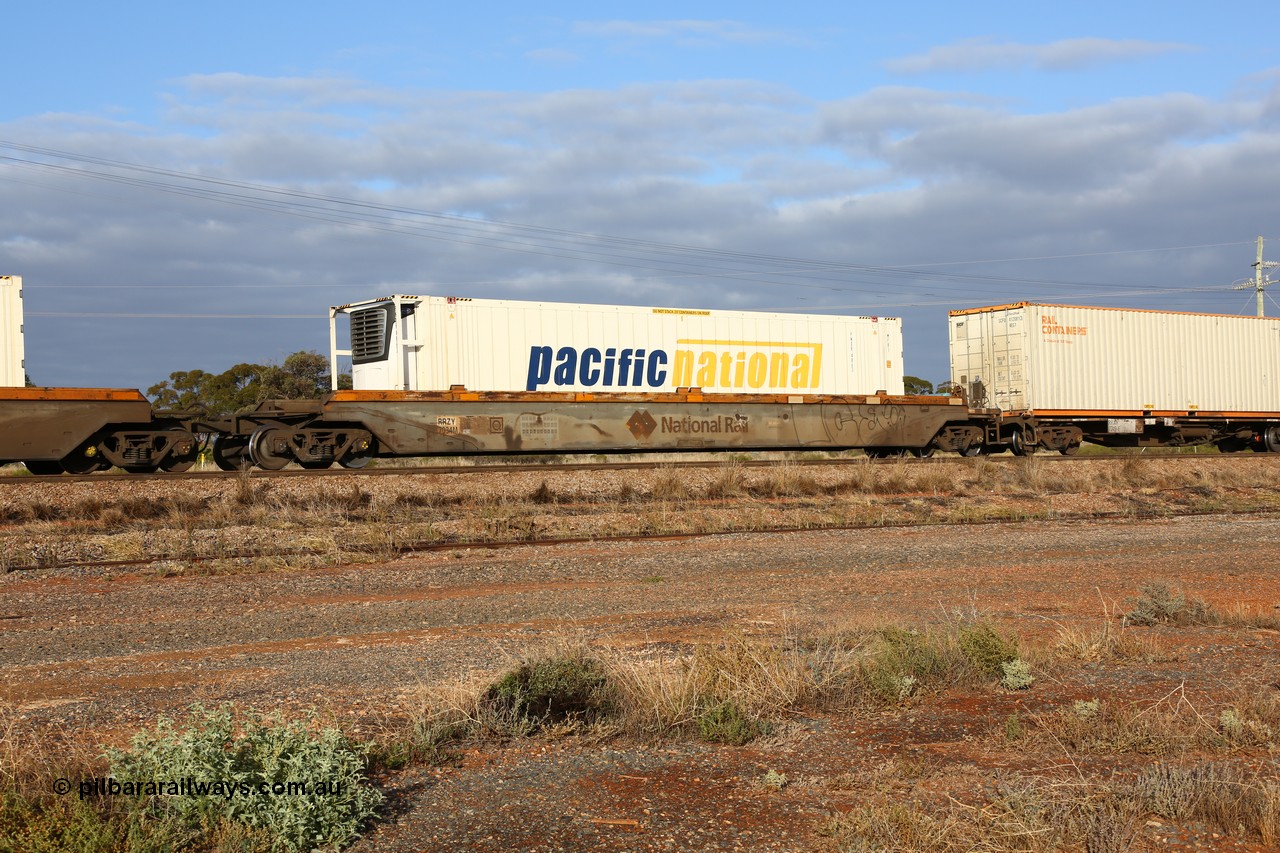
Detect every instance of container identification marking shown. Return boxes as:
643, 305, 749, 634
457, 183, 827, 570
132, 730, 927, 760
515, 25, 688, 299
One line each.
1041, 315, 1087, 337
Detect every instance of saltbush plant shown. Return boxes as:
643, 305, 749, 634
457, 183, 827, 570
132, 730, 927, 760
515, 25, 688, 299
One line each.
106, 704, 382, 852
1123, 582, 1213, 626
1000, 659, 1035, 691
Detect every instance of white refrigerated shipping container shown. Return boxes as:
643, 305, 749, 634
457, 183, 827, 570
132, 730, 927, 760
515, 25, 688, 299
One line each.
331, 295, 904, 395
949, 302, 1280, 415
1, 276, 23, 387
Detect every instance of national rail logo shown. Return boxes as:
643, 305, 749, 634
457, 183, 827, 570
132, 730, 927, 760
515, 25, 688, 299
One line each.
525, 340, 824, 392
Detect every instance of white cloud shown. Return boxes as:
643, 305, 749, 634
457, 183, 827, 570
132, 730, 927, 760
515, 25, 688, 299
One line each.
886, 37, 1197, 74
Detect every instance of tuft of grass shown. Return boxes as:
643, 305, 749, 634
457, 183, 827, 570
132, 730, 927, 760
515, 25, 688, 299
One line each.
705, 462, 746, 499
799, 618, 1031, 707
648, 468, 690, 501
1032, 687, 1279, 757
1134, 762, 1280, 843
1054, 616, 1172, 663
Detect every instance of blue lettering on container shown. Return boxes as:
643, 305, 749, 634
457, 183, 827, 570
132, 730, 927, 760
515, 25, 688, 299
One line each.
526, 346, 669, 391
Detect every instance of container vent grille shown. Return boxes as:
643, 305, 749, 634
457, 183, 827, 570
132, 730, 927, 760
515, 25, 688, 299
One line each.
350, 307, 389, 362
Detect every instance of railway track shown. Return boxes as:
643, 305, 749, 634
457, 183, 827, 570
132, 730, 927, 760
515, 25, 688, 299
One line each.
0, 449, 1250, 487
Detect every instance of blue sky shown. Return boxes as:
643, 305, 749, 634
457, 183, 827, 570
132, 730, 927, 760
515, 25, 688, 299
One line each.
3, 2, 1280, 388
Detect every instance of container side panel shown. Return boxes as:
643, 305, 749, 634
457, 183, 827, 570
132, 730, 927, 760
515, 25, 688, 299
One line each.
1, 276, 24, 387
951, 303, 1280, 413
356, 295, 904, 395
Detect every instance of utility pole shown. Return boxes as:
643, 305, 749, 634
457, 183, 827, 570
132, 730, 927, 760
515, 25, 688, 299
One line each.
1236, 236, 1280, 317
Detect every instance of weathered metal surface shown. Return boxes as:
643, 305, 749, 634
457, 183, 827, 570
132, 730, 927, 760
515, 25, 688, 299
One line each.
317, 393, 964, 456
0, 390, 153, 463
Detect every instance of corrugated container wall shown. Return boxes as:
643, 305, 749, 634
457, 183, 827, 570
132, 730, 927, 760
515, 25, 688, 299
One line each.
338, 295, 904, 395
949, 303, 1280, 414
0, 276, 23, 387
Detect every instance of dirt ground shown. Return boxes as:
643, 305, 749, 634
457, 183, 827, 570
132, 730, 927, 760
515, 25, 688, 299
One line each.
3, 463, 1280, 851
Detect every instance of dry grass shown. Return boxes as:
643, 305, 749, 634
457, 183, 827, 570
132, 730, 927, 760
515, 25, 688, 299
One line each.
389, 617, 1028, 762
0, 703, 129, 853
819, 776, 1146, 853
5, 457, 1280, 573
822, 761, 1280, 852
1052, 617, 1173, 664
1029, 683, 1280, 757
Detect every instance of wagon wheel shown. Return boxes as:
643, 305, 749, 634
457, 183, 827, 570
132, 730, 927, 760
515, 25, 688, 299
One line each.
337, 437, 377, 469
159, 430, 199, 472
960, 442, 983, 457
211, 435, 251, 471
23, 460, 64, 476
161, 455, 197, 473
1059, 443, 1080, 456
248, 427, 292, 471
1009, 429, 1037, 457
61, 441, 110, 474
910, 446, 936, 458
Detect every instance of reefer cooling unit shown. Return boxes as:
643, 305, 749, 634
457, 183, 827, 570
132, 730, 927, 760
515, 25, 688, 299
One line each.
949, 302, 1280, 416
331, 295, 905, 395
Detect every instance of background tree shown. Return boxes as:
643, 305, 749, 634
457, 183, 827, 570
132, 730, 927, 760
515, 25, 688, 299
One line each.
148, 351, 349, 415
903, 375, 934, 395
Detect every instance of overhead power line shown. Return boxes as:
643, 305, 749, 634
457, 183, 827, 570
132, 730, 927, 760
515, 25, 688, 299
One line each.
0, 139, 1258, 304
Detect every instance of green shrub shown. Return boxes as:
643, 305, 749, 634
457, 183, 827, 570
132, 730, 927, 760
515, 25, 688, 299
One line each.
0, 793, 128, 853
861, 627, 953, 703
105, 705, 382, 852
696, 700, 767, 745
484, 651, 612, 731
958, 622, 1019, 679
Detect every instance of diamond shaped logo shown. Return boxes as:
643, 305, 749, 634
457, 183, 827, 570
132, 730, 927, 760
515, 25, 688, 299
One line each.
627, 409, 657, 440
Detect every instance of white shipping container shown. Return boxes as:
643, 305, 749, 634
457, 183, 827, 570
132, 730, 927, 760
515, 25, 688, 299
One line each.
0, 276, 23, 388
949, 302, 1280, 414
331, 295, 904, 395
